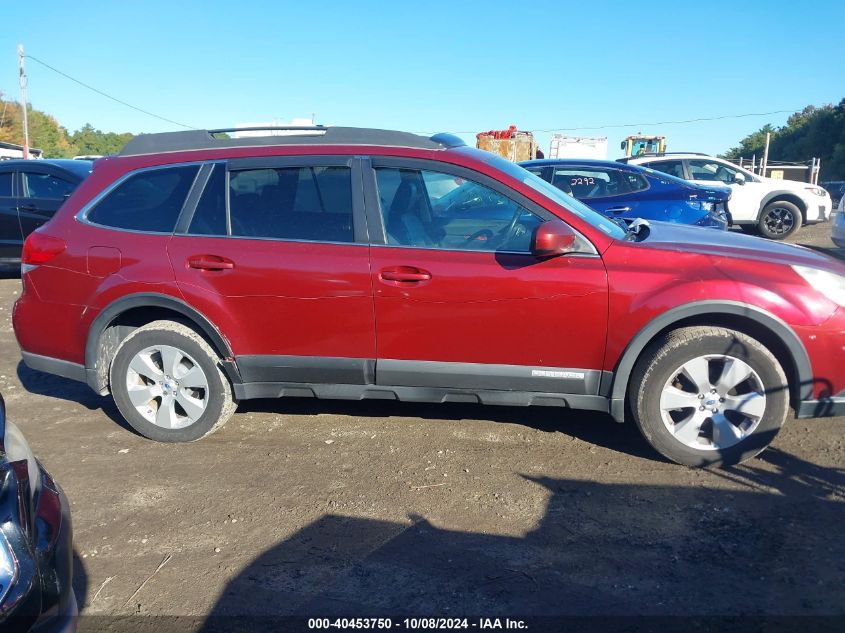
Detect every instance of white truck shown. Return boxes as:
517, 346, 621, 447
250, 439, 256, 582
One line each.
549, 135, 608, 160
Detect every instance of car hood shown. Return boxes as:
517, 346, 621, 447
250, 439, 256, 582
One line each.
684, 182, 731, 201
634, 221, 845, 272
758, 175, 820, 195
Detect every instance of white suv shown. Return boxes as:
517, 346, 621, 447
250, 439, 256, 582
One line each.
624, 153, 832, 239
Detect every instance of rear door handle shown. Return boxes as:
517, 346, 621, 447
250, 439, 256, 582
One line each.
187, 254, 235, 271
606, 206, 632, 213
18, 203, 37, 212
379, 266, 432, 283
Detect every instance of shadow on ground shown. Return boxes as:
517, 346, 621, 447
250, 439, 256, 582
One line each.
16, 361, 137, 435
184, 447, 845, 631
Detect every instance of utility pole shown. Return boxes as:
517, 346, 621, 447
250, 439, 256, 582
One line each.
761, 131, 771, 179
18, 44, 30, 159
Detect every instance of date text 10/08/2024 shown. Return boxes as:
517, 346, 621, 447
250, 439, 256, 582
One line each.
307, 618, 529, 630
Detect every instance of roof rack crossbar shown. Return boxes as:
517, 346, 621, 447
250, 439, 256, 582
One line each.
118, 127, 465, 157
207, 126, 328, 134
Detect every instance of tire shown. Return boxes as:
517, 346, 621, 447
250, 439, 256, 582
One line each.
109, 320, 236, 442
757, 200, 802, 240
629, 326, 788, 467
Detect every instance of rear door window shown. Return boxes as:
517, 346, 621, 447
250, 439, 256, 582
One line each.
22, 172, 76, 199
227, 166, 354, 243
0, 172, 13, 197
87, 165, 199, 233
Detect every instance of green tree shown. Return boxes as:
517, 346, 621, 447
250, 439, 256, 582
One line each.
723, 99, 845, 180
69, 123, 134, 156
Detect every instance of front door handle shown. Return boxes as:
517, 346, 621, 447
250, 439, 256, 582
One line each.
18, 203, 37, 212
187, 254, 235, 271
379, 266, 432, 283
606, 206, 632, 213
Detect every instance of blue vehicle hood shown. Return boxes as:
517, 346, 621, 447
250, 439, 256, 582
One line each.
681, 182, 731, 202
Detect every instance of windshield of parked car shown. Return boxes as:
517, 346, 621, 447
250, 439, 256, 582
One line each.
480, 154, 626, 239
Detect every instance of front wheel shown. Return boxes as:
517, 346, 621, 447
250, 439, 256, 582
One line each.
109, 320, 236, 442
629, 326, 789, 467
758, 200, 802, 240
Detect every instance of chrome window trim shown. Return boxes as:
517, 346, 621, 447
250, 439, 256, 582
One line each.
169, 232, 368, 248
367, 241, 600, 258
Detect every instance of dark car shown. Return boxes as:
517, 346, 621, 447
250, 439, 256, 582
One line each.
0, 160, 92, 269
11, 127, 845, 467
821, 181, 845, 208
519, 158, 731, 229
0, 395, 75, 632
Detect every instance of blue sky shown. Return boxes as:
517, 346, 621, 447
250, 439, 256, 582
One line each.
2, 0, 844, 158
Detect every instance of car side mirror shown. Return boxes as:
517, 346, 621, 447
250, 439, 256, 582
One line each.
733, 173, 746, 185
532, 219, 578, 258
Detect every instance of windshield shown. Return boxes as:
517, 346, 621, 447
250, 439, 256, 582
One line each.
479, 153, 627, 239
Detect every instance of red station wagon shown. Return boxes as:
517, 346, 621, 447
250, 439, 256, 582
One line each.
12, 127, 845, 466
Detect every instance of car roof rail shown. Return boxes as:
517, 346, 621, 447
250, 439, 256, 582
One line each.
620, 151, 710, 162
118, 126, 466, 156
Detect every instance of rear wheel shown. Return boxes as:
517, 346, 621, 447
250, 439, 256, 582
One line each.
629, 326, 788, 467
758, 200, 802, 240
110, 320, 236, 442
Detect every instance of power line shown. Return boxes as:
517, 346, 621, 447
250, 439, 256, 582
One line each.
443, 109, 802, 135
24, 54, 195, 129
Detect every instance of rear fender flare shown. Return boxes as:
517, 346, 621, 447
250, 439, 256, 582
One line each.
84, 293, 238, 393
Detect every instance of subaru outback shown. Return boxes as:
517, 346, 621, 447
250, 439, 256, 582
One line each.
12, 127, 845, 467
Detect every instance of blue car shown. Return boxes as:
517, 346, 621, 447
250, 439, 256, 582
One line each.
518, 159, 731, 229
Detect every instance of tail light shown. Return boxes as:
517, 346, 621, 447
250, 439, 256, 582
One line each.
21, 232, 67, 268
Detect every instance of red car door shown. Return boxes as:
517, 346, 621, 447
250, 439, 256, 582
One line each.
168, 158, 376, 386
365, 159, 610, 398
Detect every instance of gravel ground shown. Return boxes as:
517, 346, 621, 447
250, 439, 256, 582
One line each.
1, 219, 844, 630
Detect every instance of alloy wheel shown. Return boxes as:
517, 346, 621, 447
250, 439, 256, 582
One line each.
659, 354, 766, 451
125, 344, 209, 429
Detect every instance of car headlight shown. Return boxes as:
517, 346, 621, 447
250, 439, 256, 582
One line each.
806, 187, 827, 197
0, 396, 40, 505
793, 266, 845, 307
0, 531, 18, 607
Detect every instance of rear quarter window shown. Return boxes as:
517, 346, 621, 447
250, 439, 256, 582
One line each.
86, 165, 199, 233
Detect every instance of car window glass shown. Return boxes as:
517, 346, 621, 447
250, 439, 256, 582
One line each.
646, 160, 686, 179
550, 167, 626, 199
375, 167, 543, 252
22, 172, 76, 199
87, 165, 199, 233
688, 159, 738, 184
0, 172, 11, 197
624, 172, 649, 192
228, 166, 353, 242
188, 165, 227, 235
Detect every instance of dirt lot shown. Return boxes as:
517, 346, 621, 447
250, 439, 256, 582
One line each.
2, 221, 845, 630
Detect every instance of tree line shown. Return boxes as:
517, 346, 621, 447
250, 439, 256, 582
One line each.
2, 91, 844, 179
722, 98, 845, 180
0, 92, 133, 157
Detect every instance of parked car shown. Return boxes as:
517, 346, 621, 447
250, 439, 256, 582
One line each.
0, 394, 76, 632
622, 153, 832, 239
519, 159, 730, 229
0, 159, 92, 270
822, 181, 845, 208
833, 194, 845, 248
12, 127, 845, 467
